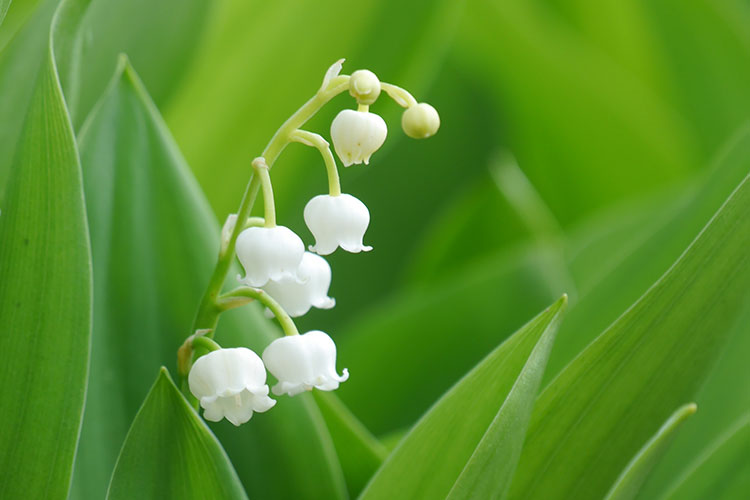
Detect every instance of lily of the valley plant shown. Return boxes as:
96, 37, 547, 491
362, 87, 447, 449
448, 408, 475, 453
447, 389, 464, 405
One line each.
177, 60, 440, 425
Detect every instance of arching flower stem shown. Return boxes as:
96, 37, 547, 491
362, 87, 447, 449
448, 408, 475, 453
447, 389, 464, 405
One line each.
218, 287, 300, 337
191, 335, 222, 353
290, 130, 342, 196
380, 82, 418, 108
188, 73, 351, 339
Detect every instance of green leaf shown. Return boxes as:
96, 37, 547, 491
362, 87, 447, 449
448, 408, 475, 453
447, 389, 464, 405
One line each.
313, 391, 388, 498
0, 54, 91, 498
660, 414, 750, 500
337, 245, 568, 435
52, 0, 213, 127
107, 368, 247, 500
604, 403, 697, 500
360, 296, 567, 500
0, 0, 58, 201
508, 172, 750, 499
638, 301, 750, 498
71, 58, 346, 500
546, 126, 750, 383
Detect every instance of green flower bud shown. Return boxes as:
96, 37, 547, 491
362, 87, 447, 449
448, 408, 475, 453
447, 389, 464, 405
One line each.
349, 69, 381, 105
401, 102, 440, 139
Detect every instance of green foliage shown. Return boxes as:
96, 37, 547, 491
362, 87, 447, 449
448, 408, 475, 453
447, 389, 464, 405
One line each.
107, 368, 247, 500
52, 0, 212, 127
71, 58, 346, 500
337, 246, 566, 434
0, 53, 91, 498
604, 403, 696, 500
313, 391, 388, 498
508, 173, 750, 499
361, 296, 566, 499
0, 0, 748, 498
661, 415, 750, 500
0, 1, 11, 27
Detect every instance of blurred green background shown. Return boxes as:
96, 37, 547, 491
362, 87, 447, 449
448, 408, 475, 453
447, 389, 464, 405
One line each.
2, 0, 749, 498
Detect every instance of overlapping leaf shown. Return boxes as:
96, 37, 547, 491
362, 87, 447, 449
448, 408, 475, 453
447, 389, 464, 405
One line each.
507, 173, 750, 499
313, 391, 388, 498
107, 369, 247, 500
545, 127, 750, 382
337, 245, 567, 434
361, 296, 566, 499
71, 58, 346, 500
638, 302, 750, 498
604, 403, 696, 500
0, 51, 91, 498
660, 415, 750, 500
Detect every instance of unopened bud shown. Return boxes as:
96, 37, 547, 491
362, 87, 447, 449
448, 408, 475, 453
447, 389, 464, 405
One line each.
349, 69, 381, 105
401, 102, 440, 139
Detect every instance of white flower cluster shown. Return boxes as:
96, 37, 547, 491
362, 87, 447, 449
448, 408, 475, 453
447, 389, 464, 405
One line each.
188, 331, 348, 426
187, 63, 439, 426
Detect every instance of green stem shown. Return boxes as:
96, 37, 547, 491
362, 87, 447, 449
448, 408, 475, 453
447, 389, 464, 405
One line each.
192, 335, 222, 352
218, 287, 300, 336
381, 82, 418, 108
290, 130, 342, 196
253, 158, 277, 227
188, 75, 351, 338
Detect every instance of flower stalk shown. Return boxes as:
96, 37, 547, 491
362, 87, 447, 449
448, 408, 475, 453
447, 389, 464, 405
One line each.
179, 60, 439, 409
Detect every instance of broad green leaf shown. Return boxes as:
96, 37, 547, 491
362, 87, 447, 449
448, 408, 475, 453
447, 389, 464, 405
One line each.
337, 245, 567, 435
565, 182, 690, 296
361, 296, 566, 499
72, 58, 346, 500
661, 414, 750, 500
546, 126, 750, 382
0, 53, 91, 498
0, 0, 58, 201
313, 391, 388, 498
508, 173, 750, 499
107, 368, 247, 500
51, 0, 212, 127
604, 403, 697, 500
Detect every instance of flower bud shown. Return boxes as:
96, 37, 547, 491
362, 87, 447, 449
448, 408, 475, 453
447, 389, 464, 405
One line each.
304, 193, 372, 255
188, 348, 276, 426
236, 226, 304, 287
330, 109, 387, 167
262, 252, 335, 317
262, 330, 349, 396
401, 102, 440, 139
348, 69, 381, 105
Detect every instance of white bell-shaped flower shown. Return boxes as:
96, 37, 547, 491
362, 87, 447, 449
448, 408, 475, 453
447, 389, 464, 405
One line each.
330, 109, 387, 166
262, 252, 335, 317
236, 225, 304, 287
304, 194, 372, 255
188, 348, 276, 426
262, 330, 349, 396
